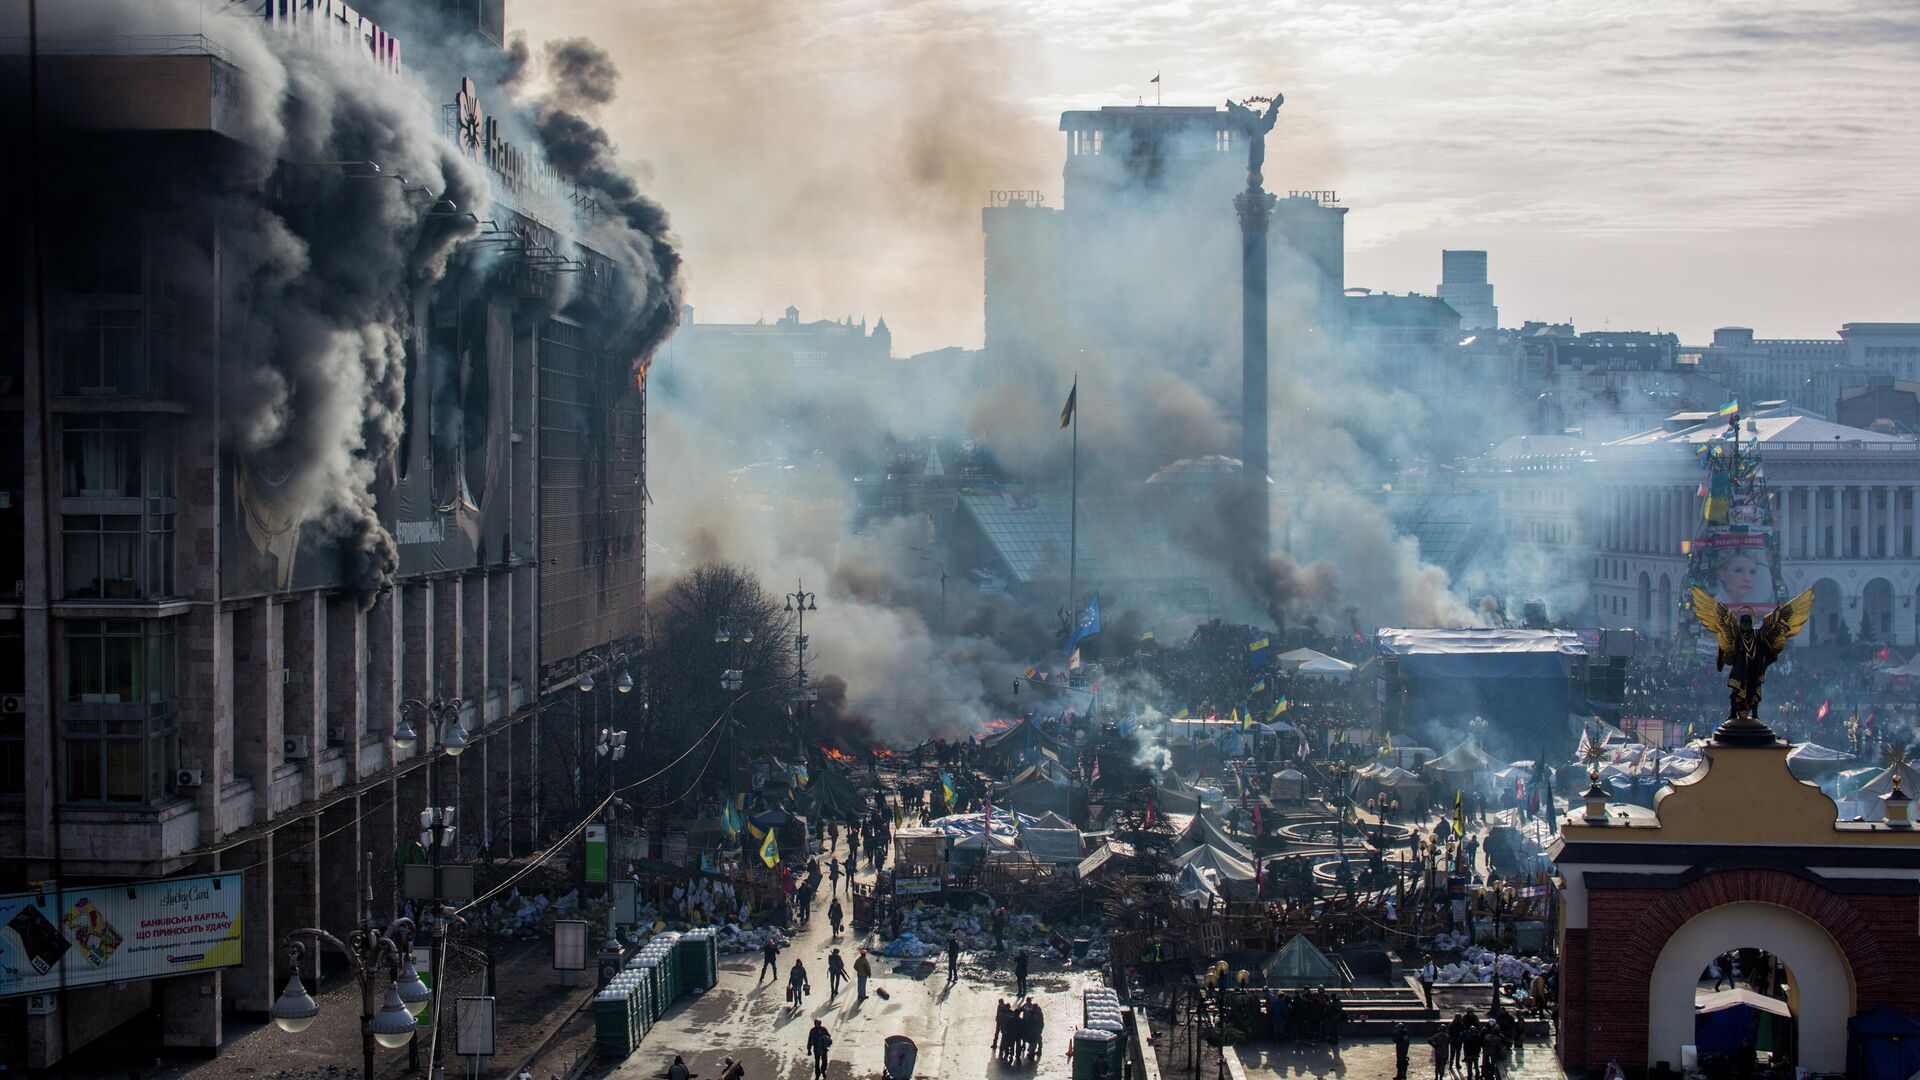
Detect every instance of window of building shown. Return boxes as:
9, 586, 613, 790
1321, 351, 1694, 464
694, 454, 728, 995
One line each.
60, 416, 177, 600
61, 618, 178, 803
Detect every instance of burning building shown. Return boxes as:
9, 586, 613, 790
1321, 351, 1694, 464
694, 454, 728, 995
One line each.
0, 0, 673, 1063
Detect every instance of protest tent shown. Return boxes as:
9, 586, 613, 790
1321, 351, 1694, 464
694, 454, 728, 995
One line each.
1694, 988, 1791, 1059
1020, 826, 1087, 864
1270, 768, 1308, 802
1298, 655, 1357, 680
1264, 933, 1347, 988
1785, 742, 1855, 781
1426, 735, 1501, 780
1174, 862, 1219, 902
1172, 843, 1257, 896
1174, 813, 1253, 863
1846, 1005, 1920, 1080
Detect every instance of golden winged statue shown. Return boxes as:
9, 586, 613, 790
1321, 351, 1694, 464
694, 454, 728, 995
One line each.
1690, 585, 1814, 724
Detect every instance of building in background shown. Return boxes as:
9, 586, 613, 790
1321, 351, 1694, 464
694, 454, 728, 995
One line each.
0, 4, 652, 1063
1437, 249, 1498, 330
983, 104, 1347, 392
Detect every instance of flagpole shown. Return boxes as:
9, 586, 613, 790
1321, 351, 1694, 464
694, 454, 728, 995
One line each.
1069, 372, 1079, 616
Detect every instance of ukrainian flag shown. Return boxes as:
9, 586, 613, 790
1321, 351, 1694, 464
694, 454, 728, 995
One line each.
1140, 627, 1156, 642
1718, 399, 1739, 417
1173, 708, 1191, 720
1247, 637, 1271, 654
759, 826, 779, 867
1270, 697, 1290, 718
722, 800, 745, 838
941, 771, 957, 807
1250, 678, 1267, 695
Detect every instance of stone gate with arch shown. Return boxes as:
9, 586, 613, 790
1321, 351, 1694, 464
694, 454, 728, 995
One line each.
1553, 724, 1920, 1074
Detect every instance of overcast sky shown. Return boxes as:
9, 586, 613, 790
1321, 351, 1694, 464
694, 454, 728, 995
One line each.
519, 0, 1920, 356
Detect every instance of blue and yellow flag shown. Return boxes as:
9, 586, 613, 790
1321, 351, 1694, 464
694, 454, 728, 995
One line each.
941, 771, 957, 807
791, 763, 810, 789
1717, 399, 1739, 417
759, 826, 779, 867
1703, 470, 1732, 523
1172, 707, 1192, 720
1250, 678, 1267, 696
722, 799, 746, 838
1270, 696, 1290, 719
1247, 637, 1270, 654
1140, 627, 1156, 642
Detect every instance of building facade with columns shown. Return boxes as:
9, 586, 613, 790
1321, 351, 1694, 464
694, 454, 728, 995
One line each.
1463, 411, 1920, 641
0, 16, 649, 1066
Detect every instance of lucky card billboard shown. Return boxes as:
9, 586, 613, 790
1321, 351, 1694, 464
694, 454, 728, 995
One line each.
0, 874, 243, 997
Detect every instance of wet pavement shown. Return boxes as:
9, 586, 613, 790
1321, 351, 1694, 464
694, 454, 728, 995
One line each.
609, 841, 1099, 1080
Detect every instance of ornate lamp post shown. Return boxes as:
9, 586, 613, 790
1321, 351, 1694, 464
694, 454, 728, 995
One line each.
270, 868, 423, 1080
785, 582, 819, 751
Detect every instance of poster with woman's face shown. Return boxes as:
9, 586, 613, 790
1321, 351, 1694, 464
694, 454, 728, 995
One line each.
1711, 549, 1775, 617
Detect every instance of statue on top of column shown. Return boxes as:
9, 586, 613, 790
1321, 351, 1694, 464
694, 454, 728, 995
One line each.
1224, 93, 1284, 192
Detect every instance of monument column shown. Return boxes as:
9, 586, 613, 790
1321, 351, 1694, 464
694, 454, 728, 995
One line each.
1236, 186, 1277, 554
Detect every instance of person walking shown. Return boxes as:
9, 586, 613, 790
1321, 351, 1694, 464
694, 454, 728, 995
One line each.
993, 906, 1008, 950
827, 948, 848, 998
1420, 958, 1438, 1012
853, 947, 872, 1002
1394, 1024, 1411, 1080
1483, 1026, 1508, 1080
806, 1019, 832, 1078
947, 935, 961, 984
761, 938, 780, 981
1463, 1018, 1485, 1080
828, 898, 845, 937
719, 1057, 744, 1080
829, 858, 842, 895
787, 957, 811, 1010
1014, 949, 1029, 1000
1429, 1029, 1450, 1080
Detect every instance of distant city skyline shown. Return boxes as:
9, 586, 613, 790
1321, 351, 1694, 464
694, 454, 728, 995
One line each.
524, 0, 1920, 356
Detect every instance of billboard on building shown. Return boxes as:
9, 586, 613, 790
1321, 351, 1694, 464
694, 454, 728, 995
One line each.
0, 874, 243, 997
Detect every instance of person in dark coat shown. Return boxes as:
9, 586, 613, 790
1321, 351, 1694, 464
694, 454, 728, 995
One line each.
760, 939, 779, 980
1014, 950, 1029, 999
1394, 1024, 1411, 1080
828, 897, 844, 936
947, 935, 961, 984
826, 948, 848, 997
805, 1019, 832, 1078
1429, 1030, 1450, 1080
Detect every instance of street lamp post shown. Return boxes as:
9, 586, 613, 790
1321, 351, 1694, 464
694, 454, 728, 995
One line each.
785, 582, 819, 752
912, 547, 950, 634
394, 695, 467, 1074
270, 880, 425, 1080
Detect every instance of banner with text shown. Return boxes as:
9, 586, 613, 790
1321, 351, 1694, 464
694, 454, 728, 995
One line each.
0, 874, 243, 997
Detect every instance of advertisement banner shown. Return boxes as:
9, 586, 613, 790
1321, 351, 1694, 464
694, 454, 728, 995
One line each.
584, 825, 608, 884
0, 874, 243, 998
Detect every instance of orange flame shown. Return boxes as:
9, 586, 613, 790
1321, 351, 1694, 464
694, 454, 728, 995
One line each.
633, 354, 654, 394
818, 746, 856, 764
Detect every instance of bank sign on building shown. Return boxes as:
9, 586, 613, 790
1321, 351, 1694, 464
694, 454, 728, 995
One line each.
0, 875, 242, 997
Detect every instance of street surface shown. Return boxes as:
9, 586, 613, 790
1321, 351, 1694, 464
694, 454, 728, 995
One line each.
611, 844, 1098, 1080
1234, 1035, 1571, 1080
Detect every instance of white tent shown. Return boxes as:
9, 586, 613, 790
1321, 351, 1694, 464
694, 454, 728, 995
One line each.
1275, 647, 1338, 669
1298, 655, 1356, 680
1172, 842, 1257, 883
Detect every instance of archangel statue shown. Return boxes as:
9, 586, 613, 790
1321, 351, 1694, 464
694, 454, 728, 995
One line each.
1690, 586, 1814, 730
1223, 93, 1283, 191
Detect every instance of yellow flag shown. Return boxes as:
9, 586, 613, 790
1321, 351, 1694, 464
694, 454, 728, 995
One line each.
759, 826, 779, 868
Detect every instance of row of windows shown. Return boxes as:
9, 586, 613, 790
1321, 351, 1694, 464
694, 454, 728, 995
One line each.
0, 619, 180, 804
59, 415, 179, 601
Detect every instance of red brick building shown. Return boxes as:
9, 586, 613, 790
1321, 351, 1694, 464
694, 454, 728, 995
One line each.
1551, 732, 1920, 1074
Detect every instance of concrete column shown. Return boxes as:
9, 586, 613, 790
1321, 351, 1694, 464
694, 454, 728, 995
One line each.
326, 596, 365, 781
1809, 486, 1822, 558
462, 572, 487, 709
233, 600, 283, 819
180, 601, 226, 845
282, 593, 325, 802
363, 780, 400, 921
270, 817, 320, 982
434, 576, 463, 709
511, 713, 536, 856
488, 570, 511, 720
160, 971, 222, 1050
227, 835, 277, 1012
1777, 485, 1791, 558
365, 590, 399, 769
487, 725, 512, 860
317, 800, 362, 953
401, 583, 433, 752
1910, 484, 1919, 558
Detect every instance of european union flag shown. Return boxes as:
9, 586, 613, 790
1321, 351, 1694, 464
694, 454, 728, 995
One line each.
1064, 594, 1102, 656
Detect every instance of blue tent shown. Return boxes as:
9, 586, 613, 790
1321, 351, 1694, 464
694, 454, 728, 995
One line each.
1847, 1005, 1920, 1080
